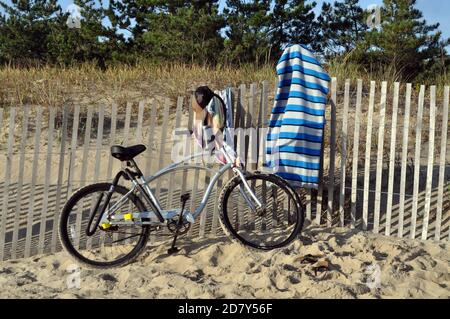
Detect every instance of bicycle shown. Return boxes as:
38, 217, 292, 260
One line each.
59, 144, 305, 268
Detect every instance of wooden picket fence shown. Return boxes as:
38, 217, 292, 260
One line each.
0, 78, 449, 261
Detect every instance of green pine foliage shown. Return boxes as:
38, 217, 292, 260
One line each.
361, 0, 447, 81
0, 0, 448, 83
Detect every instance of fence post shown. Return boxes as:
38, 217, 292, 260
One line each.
66, 105, 80, 200
421, 86, 436, 240
167, 97, 183, 212
398, 83, 412, 238
385, 82, 400, 236
327, 78, 338, 227
85, 105, 105, 250
123, 102, 132, 145
362, 81, 376, 231
136, 100, 145, 144
0, 107, 16, 261
74, 106, 93, 249
51, 105, 69, 253
339, 79, 350, 227
350, 80, 363, 229
11, 106, 29, 259
24, 107, 43, 258
155, 99, 170, 200
38, 107, 56, 254
373, 82, 387, 234
106, 103, 118, 181
410, 85, 425, 239
145, 100, 158, 177
258, 80, 268, 170
435, 86, 449, 241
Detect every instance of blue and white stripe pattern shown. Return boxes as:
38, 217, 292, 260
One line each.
266, 44, 330, 189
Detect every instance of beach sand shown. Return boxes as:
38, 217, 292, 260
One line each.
0, 225, 448, 299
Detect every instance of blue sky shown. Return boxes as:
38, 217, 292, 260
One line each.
4, 0, 450, 41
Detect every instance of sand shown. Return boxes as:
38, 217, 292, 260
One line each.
0, 225, 448, 299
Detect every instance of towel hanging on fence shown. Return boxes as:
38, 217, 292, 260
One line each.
265, 44, 331, 189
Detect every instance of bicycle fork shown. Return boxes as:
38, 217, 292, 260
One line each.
233, 167, 264, 213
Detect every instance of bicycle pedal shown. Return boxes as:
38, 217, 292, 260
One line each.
167, 247, 180, 255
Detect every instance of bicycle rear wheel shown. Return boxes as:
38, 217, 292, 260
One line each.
218, 173, 304, 250
59, 183, 150, 268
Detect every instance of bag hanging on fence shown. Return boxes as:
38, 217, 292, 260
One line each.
192, 86, 237, 165
265, 44, 331, 189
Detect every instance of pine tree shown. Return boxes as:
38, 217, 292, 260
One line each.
49, 0, 118, 67
109, 0, 225, 64
0, 0, 116, 66
269, 0, 317, 58
223, 0, 271, 65
0, 0, 62, 65
107, 0, 156, 51
362, 0, 446, 81
316, 0, 366, 57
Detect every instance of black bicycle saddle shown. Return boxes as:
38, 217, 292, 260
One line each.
111, 144, 146, 161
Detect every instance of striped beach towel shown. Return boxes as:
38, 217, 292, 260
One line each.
265, 44, 331, 189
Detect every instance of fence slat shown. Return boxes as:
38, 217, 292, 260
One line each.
24, 107, 42, 258
212, 87, 231, 234
51, 105, 69, 253
362, 81, 376, 230
93, 105, 105, 182
167, 97, 183, 211
248, 83, 257, 170
373, 82, 387, 234
385, 83, 400, 236
188, 160, 201, 237
136, 100, 145, 143
237, 84, 247, 168
258, 80, 268, 170
421, 86, 436, 240
145, 100, 158, 176
435, 86, 449, 241
155, 99, 170, 200
38, 107, 56, 255
410, 85, 426, 239
327, 78, 337, 227
66, 105, 80, 200
86, 105, 105, 250
211, 175, 222, 236
0, 108, 16, 261
306, 189, 312, 221
183, 96, 195, 234
11, 106, 29, 259
199, 169, 211, 238
106, 103, 118, 181
123, 102, 132, 145
75, 106, 93, 249
350, 80, 363, 229
339, 80, 350, 227
79, 106, 94, 187
398, 84, 412, 238
315, 151, 324, 224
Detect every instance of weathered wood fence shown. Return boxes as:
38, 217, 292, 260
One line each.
0, 78, 449, 261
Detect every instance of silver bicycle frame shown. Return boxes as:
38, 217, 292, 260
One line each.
103, 149, 263, 224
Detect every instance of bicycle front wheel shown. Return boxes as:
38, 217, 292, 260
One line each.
59, 183, 150, 268
218, 173, 304, 250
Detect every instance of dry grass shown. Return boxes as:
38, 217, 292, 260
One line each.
0, 62, 275, 109
0, 60, 448, 109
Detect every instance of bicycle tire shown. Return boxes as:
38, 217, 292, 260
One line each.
218, 172, 304, 250
59, 183, 150, 268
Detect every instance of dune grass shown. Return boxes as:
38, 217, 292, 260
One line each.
0, 60, 448, 108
